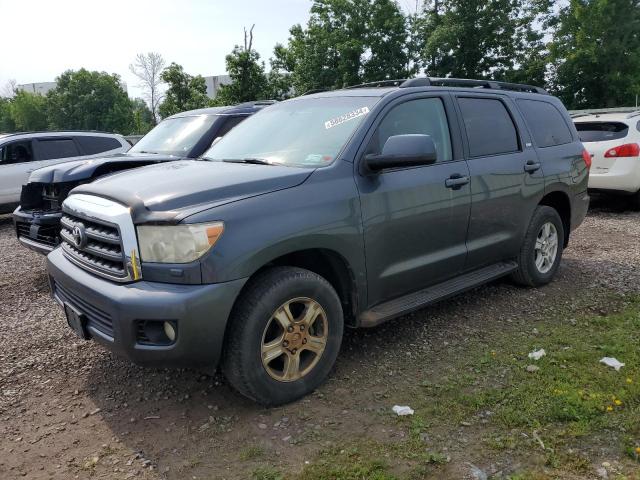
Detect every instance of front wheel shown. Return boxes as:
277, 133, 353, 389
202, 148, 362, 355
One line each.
511, 206, 564, 287
222, 267, 344, 405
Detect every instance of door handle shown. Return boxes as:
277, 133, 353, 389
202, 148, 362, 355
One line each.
524, 160, 541, 173
445, 174, 470, 189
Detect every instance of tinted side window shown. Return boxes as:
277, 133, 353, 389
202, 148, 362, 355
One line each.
37, 139, 80, 160
367, 98, 452, 162
0, 140, 35, 165
517, 99, 573, 147
76, 136, 122, 155
458, 97, 519, 157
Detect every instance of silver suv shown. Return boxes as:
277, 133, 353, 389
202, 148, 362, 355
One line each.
0, 131, 130, 213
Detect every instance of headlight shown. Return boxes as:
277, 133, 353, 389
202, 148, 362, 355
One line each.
137, 222, 224, 263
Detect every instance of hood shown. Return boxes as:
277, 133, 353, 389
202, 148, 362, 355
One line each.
29, 153, 180, 183
70, 160, 314, 224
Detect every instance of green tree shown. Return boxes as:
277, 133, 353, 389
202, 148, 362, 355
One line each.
274, 0, 410, 94
9, 91, 48, 131
47, 69, 134, 133
421, 0, 550, 85
214, 26, 270, 105
158, 63, 210, 118
548, 0, 640, 108
0, 97, 17, 132
131, 98, 154, 135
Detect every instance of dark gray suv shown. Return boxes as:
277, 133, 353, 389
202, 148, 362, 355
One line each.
46, 78, 590, 405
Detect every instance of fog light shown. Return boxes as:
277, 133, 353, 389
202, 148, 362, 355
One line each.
163, 321, 176, 342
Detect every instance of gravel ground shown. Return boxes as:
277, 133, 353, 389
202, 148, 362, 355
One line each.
1, 199, 639, 479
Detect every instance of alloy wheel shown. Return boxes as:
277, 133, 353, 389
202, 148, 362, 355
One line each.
260, 297, 328, 382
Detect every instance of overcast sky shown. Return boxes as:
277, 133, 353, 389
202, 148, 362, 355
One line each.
0, 0, 314, 99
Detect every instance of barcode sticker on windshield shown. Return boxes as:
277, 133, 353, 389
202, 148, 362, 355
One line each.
324, 107, 370, 130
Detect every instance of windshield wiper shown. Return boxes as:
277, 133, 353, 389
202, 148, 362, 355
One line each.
222, 158, 274, 165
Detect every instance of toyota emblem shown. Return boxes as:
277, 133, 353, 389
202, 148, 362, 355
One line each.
71, 224, 87, 249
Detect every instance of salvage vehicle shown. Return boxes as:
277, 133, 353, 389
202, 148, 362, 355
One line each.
0, 131, 129, 213
572, 110, 640, 209
46, 78, 590, 405
13, 102, 273, 253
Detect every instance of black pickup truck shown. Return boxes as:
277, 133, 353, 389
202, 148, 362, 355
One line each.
13, 101, 274, 253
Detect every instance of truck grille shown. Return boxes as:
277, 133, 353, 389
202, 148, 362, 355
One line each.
60, 213, 128, 280
16, 222, 59, 249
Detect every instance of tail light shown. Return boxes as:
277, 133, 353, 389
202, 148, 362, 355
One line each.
604, 143, 640, 158
581, 149, 592, 169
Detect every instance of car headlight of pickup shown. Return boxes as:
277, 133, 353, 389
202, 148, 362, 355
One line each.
137, 222, 224, 263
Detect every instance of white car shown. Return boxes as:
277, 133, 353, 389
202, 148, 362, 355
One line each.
573, 111, 640, 207
0, 131, 130, 213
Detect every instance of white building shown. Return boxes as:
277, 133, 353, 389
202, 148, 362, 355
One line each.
16, 82, 57, 95
204, 75, 231, 99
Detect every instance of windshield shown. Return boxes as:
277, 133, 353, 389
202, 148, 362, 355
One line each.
203, 96, 379, 167
130, 115, 217, 156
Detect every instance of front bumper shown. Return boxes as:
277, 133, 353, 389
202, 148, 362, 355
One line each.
47, 248, 247, 369
13, 206, 62, 254
588, 158, 640, 193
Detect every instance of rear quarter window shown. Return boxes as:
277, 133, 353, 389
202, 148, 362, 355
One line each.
517, 99, 573, 147
574, 122, 629, 143
75, 136, 123, 155
36, 138, 80, 160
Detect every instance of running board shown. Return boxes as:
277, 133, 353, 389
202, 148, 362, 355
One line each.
358, 261, 518, 328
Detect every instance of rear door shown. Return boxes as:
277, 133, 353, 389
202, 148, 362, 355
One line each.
454, 94, 544, 269
0, 139, 37, 206
355, 93, 471, 305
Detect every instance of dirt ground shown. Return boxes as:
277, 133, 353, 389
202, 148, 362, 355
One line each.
1, 198, 640, 480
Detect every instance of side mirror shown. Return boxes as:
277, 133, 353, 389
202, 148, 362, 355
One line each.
365, 134, 437, 172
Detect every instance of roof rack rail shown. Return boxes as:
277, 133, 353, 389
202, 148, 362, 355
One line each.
627, 111, 640, 119
234, 100, 278, 107
301, 88, 328, 96
345, 77, 547, 94
345, 79, 407, 89
400, 77, 548, 94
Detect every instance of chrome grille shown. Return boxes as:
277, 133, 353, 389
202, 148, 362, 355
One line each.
60, 213, 128, 280
60, 194, 142, 282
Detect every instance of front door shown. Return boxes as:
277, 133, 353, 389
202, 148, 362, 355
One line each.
355, 94, 471, 306
0, 139, 37, 207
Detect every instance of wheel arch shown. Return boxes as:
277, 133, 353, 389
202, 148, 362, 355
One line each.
226, 247, 360, 329
539, 190, 571, 247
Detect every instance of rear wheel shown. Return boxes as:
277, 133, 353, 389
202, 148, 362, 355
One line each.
511, 206, 564, 287
629, 190, 640, 211
222, 267, 343, 405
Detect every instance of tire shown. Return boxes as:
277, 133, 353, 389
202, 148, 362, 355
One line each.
222, 266, 344, 405
629, 190, 640, 211
511, 206, 564, 287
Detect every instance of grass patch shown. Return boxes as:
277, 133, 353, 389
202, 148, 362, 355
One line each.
299, 296, 640, 478
253, 466, 284, 480
240, 444, 266, 461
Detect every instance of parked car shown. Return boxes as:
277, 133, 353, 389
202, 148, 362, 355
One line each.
0, 131, 130, 213
46, 78, 589, 405
13, 102, 274, 254
572, 110, 640, 208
